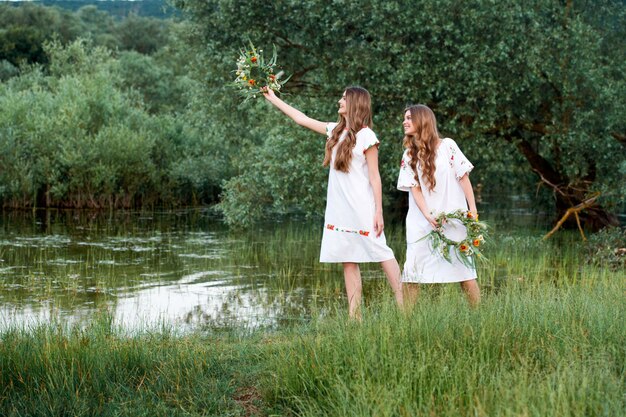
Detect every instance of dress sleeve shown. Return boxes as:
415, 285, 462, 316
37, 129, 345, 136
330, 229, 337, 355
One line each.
326, 122, 339, 139
357, 128, 380, 153
397, 150, 419, 192
445, 138, 474, 180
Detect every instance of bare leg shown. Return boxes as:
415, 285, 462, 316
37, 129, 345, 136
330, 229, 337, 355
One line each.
460, 279, 480, 307
380, 258, 404, 307
403, 283, 420, 308
343, 262, 362, 320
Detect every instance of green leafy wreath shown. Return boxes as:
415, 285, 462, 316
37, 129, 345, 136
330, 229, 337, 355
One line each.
418, 209, 489, 268
232, 41, 290, 102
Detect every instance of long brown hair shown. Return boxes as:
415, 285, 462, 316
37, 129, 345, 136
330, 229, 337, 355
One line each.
323, 86, 373, 172
403, 105, 440, 192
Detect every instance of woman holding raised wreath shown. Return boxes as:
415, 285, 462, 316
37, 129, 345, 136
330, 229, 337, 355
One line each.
263, 87, 403, 319
397, 104, 480, 306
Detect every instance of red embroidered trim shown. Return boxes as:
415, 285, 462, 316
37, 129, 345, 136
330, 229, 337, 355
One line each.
326, 224, 370, 237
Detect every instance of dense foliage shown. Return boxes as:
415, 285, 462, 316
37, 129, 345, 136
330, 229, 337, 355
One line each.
0, 3, 232, 208
0, 2, 172, 71
586, 226, 626, 270
174, 0, 625, 228
0, 40, 224, 208
35, 0, 174, 18
0, 1, 624, 229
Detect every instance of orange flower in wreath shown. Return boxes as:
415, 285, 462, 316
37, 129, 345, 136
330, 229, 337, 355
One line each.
251, 56, 258, 63
473, 239, 481, 247
248, 79, 256, 86
459, 243, 470, 252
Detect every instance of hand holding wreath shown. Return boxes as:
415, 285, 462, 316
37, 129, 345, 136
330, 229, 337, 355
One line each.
420, 209, 489, 267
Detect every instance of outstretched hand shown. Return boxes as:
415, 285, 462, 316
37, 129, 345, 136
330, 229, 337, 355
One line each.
262, 87, 277, 101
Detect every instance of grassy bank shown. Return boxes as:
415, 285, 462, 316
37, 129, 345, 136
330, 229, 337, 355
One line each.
1, 276, 623, 416
1, 229, 624, 416
266, 278, 624, 416
0, 318, 266, 416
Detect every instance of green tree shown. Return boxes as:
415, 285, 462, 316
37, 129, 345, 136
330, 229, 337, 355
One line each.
74, 5, 118, 49
174, 0, 625, 228
0, 3, 81, 66
116, 50, 194, 114
0, 39, 222, 209
116, 13, 170, 54
0, 3, 177, 76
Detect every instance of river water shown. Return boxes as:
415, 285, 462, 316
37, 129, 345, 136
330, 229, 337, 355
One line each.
0, 204, 552, 332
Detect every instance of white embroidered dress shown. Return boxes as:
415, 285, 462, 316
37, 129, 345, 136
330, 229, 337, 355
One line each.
397, 138, 476, 283
319, 123, 395, 263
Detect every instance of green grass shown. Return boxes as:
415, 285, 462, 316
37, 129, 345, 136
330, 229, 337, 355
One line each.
0, 316, 267, 416
266, 277, 624, 416
1, 227, 624, 416
1, 274, 623, 416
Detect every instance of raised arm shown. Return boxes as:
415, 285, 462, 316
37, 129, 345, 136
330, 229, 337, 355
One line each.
263, 89, 328, 135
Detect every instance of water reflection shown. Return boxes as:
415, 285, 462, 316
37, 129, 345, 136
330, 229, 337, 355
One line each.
0, 199, 552, 331
0, 209, 343, 331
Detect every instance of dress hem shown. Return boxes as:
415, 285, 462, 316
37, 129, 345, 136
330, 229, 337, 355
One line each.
320, 256, 395, 264
402, 276, 477, 284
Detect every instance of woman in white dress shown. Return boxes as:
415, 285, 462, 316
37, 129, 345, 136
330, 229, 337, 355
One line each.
396, 104, 480, 306
263, 87, 403, 318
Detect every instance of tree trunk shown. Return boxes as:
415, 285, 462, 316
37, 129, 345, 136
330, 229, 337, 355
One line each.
514, 137, 619, 231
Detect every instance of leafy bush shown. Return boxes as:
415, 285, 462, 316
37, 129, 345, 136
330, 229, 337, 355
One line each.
586, 226, 626, 270
0, 40, 225, 208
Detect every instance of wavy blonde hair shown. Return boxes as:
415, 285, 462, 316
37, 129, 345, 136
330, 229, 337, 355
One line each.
403, 105, 440, 192
323, 87, 373, 172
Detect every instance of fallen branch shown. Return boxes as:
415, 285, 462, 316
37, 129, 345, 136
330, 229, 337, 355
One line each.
543, 192, 601, 241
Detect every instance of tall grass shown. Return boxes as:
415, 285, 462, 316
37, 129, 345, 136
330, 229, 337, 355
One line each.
0, 316, 267, 416
265, 277, 624, 416
1, 223, 624, 416
1, 275, 623, 416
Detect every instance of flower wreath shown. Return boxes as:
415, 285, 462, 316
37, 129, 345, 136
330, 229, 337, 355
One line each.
233, 42, 289, 102
419, 209, 488, 267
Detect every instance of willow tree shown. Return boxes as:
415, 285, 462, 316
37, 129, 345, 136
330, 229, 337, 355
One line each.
174, 0, 625, 228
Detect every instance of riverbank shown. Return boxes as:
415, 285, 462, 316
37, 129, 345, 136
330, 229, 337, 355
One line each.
1, 271, 623, 416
